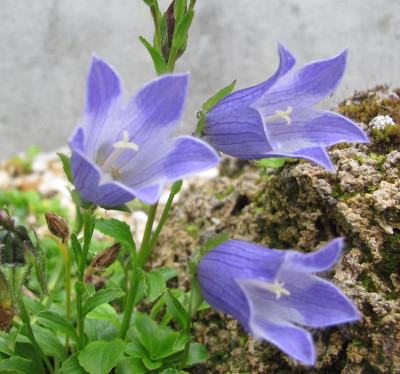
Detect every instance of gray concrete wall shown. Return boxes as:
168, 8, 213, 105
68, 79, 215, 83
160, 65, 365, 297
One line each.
1, 0, 399, 158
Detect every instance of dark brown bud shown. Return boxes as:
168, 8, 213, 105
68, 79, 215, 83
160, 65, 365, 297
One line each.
90, 243, 121, 269
0, 305, 14, 333
45, 212, 70, 241
0, 209, 15, 232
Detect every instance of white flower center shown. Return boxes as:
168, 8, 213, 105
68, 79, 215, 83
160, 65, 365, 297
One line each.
98, 131, 139, 179
251, 279, 291, 299
265, 106, 293, 125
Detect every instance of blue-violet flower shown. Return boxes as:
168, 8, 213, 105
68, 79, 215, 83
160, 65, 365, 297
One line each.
203, 44, 369, 170
197, 238, 360, 365
69, 57, 220, 206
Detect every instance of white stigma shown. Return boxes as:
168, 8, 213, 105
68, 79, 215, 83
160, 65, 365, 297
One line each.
251, 279, 291, 299
265, 106, 293, 125
113, 131, 139, 151
99, 131, 139, 179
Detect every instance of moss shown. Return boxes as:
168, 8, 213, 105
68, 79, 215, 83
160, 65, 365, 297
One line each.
371, 123, 400, 154
369, 153, 386, 171
385, 291, 400, 300
357, 271, 379, 292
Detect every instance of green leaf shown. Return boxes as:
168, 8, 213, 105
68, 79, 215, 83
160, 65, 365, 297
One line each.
70, 232, 82, 267
184, 342, 209, 367
202, 79, 237, 113
133, 268, 147, 307
95, 218, 135, 250
125, 341, 148, 359
135, 314, 159, 355
37, 310, 79, 343
86, 303, 120, 328
174, 0, 187, 23
172, 9, 194, 50
23, 298, 45, 315
31, 324, 67, 362
98, 204, 131, 213
143, 358, 162, 370
60, 353, 89, 374
115, 357, 147, 374
202, 231, 229, 255
145, 270, 166, 302
0, 357, 37, 374
142, 0, 156, 6
57, 152, 73, 183
138, 36, 168, 75
255, 157, 297, 168
154, 332, 181, 359
188, 276, 204, 316
74, 281, 95, 297
82, 288, 125, 316
156, 266, 178, 281
78, 339, 125, 374
164, 289, 188, 330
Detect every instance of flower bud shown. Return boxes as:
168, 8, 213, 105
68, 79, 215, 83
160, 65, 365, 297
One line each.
0, 209, 15, 232
0, 271, 14, 332
45, 212, 70, 241
90, 243, 121, 269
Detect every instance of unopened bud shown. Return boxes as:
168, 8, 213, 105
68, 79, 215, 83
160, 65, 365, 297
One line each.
45, 212, 70, 241
0, 209, 15, 232
91, 243, 121, 269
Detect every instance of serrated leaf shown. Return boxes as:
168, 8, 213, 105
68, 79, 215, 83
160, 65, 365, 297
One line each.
57, 152, 73, 183
86, 303, 120, 328
60, 353, 89, 374
74, 281, 95, 299
125, 341, 148, 359
138, 36, 168, 75
115, 356, 147, 374
95, 218, 135, 250
0, 357, 37, 374
156, 266, 178, 281
184, 342, 209, 367
164, 289, 188, 330
145, 271, 166, 302
202, 79, 237, 113
78, 339, 125, 374
82, 288, 125, 316
202, 231, 229, 255
155, 332, 181, 359
172, 9, 194, 50
37, 310, 79, 343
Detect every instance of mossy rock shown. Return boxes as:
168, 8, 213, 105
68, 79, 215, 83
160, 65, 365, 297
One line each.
154, 87, 400, 373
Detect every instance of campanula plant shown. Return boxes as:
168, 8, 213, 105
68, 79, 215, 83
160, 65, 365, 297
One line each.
197, 238, 360, 365
0, 0, 366, 373
201, 44, 369, 171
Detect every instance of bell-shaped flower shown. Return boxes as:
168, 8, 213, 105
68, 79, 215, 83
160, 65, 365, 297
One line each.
69, 57, 220, 207
202, 44, 369, 171
197, 238, 360, 365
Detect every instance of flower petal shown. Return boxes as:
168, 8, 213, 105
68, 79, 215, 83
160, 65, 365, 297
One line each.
211, 43, 296, 110
266, 109, 370, 152
204, 106, 277, 158
85, 55, 122, 115
118, 136, 220, 192
123, 73, 190, 143
276, 272, 361, 328
285, 238, 344, 273
250, 314, 315, 365
254, 50, 347, 111
71, 150, 137, 206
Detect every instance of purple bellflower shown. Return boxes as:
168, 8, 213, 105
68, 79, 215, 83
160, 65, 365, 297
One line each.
202, 44, 369, 171
197, 238, 361, 365
69, 57, 220, 207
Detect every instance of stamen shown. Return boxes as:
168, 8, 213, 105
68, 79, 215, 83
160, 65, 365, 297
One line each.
251, 279, 291, 299
113, 131, 139, 151
111, 167, 122, 178
265, 106, 293, 125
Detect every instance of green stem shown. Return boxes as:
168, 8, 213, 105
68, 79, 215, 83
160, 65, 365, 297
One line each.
118, 203, 158, 340
138, 185, 179, 267
136, 203, 159, 268
20, 300, 54, 374
76, 209, 94, 349
166, 45, 178, 72
150, 5, 162, 53
179, 288, 197, 370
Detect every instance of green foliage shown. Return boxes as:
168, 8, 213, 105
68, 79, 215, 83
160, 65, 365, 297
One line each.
82, 288, 125, 316
138, 36, 168, 75
95, 218, 136, 250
